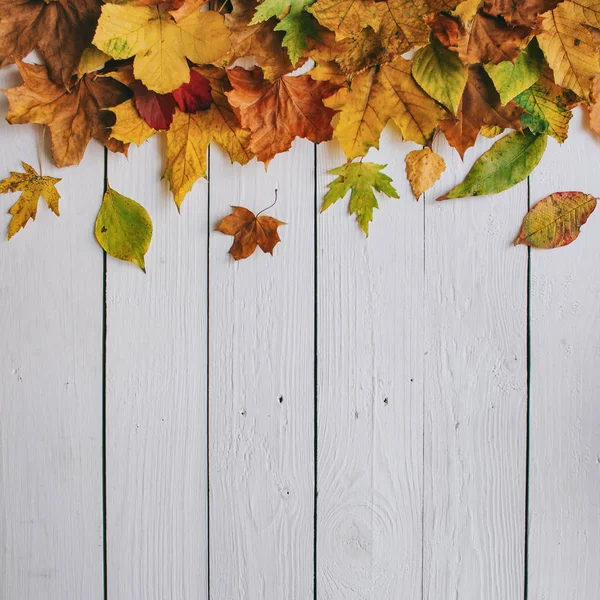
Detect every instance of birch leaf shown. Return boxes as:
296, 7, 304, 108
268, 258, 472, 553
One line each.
405, 148, 446, 199
95, 185, 153, 272
515, 192, 597, 248
537, 3, 600, 101
0, 162, 61, 239
438, 130, 547, 200
322, 162, 399, 236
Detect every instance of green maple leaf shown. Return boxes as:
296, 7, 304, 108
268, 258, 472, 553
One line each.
322, 162, 399, 236
251, 0, 316, 65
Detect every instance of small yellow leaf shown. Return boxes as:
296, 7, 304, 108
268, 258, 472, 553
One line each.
405, 148, 446, 200
515, 191, 597, 248
78, 46, 111, 77
0, 162, 61, 239
95, 185, 153, 272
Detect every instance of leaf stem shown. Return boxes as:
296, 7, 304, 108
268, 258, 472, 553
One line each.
256, 189, 278, 218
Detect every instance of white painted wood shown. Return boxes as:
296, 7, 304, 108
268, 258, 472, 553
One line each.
208, 142, 315, 599
106, 139, 208, 599
0, 66, 104, 599
423, 133, 528, 599
527, 109, 600, 600
316, 129, 424, 599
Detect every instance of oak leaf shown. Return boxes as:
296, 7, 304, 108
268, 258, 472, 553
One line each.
439, 66, 523, 157
3, 61, 132, 168
92, 4, 230, 94
405, 148, 446, 199
226, 67, 336, 163
95, 184, 153, 272
216, 205, 285, 260
537, 3, 600, 101
0, 162, 62, 239
515, 191, 597, 248
0, 0, 101, 89
322, 161, 399, 235
324, 58, 446, 160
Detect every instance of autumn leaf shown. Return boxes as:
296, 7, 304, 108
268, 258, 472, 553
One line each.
95, 184, 153, 272
3, 61, 131, 168
324, 58, 446, 160
251, 0, 317, 64
0, 162, 61, 239
453, 12, 531, 65
412, 37, 468, 115
78, 46, 112, 78
172, 70, 213, 113
226, 67, 336, 163
484, 40, 544, 105
483, 0, 563, 27
225, 0, 295, 81
515, 192, 597, 248
514, 74, 574, 143
216, 205, 285, 260
307, 0, 383, 40
93, 4, 230, 94
170, 0, 207, 21
439, 66, 523, 157
134, 80, 177, 130
405, 148, 446, 199
537, 3, 600, 102
452, 0, 482, 23
164, 67, 254, 208
322, 162, 399, 235
438, 130, 547, 200
0, 0, 101, 89
108, 99, 157, 146
568, 0, 600, 28
589, 74, 600, 138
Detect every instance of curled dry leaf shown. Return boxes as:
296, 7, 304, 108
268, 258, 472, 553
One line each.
0, 162, 61, 240
405, 148, 446, 200
95, 185, 153, 272
216, 205, 286, 260
515, 192, 598, 248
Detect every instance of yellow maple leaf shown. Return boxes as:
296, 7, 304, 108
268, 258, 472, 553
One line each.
164, 68, 254, 209
324, 57, 446, 160
0, 162, 61, 239
537, 3, 600, 101
405, 148, 446, 199
108, 99, 157, 146
93, 5, 230, 94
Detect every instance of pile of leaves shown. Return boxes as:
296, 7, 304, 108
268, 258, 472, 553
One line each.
1, 0, 599, 266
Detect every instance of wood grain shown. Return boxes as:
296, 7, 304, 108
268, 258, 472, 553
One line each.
0, 65, 104, 600
208, 142, 315, 599
316, 129, 424, 599
527, 110, 600, 599
106, 139, 209, 599
423, 133, 528, 599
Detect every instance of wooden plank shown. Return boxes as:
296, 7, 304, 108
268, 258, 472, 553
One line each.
208, 142, 315, 599
106, 140, 208, 599
0, 65, 104, 600
316, 130, 424, 599
423, 134, 528, 599
527, 112, 600, 598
